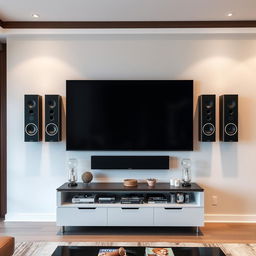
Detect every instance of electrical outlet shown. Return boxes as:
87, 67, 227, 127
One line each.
212, 195, 218, 206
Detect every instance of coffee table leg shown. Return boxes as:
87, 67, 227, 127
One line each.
196, 226, 199, 234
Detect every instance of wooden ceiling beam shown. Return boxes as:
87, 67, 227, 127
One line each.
1, 20, 256, 29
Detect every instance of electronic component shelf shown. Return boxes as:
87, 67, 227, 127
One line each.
56, 182, 204, 232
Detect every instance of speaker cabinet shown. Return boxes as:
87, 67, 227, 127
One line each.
45, 95, 61, 142
219, 94, 238, 142
198, 95, 216, 142
91, 156, 169, 169
24, 95, 42, 142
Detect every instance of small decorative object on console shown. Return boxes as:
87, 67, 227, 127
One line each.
81, 171, 93, 183
123, 179, 138, 187
170, 193, 176, 203
181, 158, 192, 187
67, 158, 78, 187
146, 178, 156, 187
176, 193, 185, 204
169, 178, 175, 186
174, 179, 181, 187
185, 193, 191, 203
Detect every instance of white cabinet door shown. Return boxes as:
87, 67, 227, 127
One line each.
57, 207, 107, 226
154, 207, 204, 226
108, 207, 154, 226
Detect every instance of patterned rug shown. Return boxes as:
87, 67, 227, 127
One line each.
13, 242, 256, 256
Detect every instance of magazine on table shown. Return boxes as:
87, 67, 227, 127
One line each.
98, 248, 127, 256
145, 247, 174, 256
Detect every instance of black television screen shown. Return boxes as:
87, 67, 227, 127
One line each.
66, 80, 193, 151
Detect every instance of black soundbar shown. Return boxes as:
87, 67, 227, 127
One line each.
91, 156, 169, 170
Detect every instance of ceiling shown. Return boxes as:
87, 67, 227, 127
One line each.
0, 0, 256, 22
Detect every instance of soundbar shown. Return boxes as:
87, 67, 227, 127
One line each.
91, 156, 169, 169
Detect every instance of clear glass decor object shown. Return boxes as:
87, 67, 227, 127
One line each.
181, 158, 192, 187
68, 158, 78, 187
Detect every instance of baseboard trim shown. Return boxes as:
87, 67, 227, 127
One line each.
5, 213, 56, 222
5, 213, 256, 223
205, 214, 256, 223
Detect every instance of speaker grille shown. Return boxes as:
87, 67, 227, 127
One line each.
198, 95, 216, 142
219, 94, 238, 142
45, 95, 61, 142
24, 95, 42, 142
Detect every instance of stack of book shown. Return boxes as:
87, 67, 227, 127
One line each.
72, 195, 95, 204
98, 196, 116, 204
120, 196, 144, 204
147, 196, 167, 204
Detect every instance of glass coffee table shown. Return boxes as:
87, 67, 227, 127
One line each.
51, 246, 226, 256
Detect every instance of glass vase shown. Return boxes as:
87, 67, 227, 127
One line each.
68, 158, 78, 187
181, 158, 192, 187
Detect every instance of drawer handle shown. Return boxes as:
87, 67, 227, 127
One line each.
164, 208, 183, 210
78, 207, 96, 210
121, 207, 140, 210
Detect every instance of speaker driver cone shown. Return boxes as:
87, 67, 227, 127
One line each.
227, 100, 236, 109
205, 100, 214, 109
202, 123, 215, 136
48, 100, 56, 109
25, 123, 38, 136
225, 123, 238, 136
46, 123, 58, 136
27, 100, 36, 109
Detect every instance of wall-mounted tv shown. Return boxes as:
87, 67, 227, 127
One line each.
66, 80, 193, 151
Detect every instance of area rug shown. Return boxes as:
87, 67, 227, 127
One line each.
13, 242, 256, 256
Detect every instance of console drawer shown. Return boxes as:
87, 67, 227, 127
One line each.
108, 207, 154, 226
57, 207, 107, 226
154, 207, 204, 226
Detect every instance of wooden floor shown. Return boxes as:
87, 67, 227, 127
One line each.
1, 221, 256, 244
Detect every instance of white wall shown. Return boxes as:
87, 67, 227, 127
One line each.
6, 34, 256, 222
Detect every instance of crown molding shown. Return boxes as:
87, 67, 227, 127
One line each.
1, 20, 256, 29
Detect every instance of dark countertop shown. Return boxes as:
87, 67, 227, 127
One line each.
57, 182, 204, 192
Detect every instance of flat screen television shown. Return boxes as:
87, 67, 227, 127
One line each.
66, 80, 193, 151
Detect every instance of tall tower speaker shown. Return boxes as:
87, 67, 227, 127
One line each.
219, 94, 238, 142
45, 95, 61, 142
24, 95, 42, 142
198, 95, 216, 142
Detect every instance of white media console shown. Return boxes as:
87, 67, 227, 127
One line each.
56, 182, 204, 233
